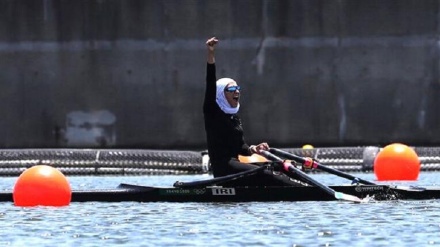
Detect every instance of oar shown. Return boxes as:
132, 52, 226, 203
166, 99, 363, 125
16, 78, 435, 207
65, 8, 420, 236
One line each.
270, 148, 376, 185
259, 150, 364, 203
173, 164, 270, 188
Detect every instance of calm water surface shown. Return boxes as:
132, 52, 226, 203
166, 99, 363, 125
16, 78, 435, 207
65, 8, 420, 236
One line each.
1, 172, 440, 246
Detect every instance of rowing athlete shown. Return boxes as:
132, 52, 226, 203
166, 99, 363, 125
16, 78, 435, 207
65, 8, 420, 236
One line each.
203, 37, 306, 186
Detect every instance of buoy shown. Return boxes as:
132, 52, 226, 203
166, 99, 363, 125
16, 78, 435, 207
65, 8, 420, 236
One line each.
302, 144, 314, 149
239, 154, 268, 163
301, 144, 315, 157
13, 165, 72, 207
373, 143, 420, 181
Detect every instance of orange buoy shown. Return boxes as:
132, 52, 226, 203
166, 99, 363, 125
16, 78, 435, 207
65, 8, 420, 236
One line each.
239, 154, 268, 163
13, 165, 72, 207
373, 143, 420, 181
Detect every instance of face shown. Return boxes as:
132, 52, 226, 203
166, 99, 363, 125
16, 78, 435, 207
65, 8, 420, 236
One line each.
224, 82, 240, 107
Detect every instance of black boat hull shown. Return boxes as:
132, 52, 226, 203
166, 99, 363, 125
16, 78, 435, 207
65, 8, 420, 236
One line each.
1, 184, 439, 203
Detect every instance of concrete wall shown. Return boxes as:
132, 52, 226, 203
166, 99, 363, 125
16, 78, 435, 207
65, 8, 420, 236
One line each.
0, 0, 439, 148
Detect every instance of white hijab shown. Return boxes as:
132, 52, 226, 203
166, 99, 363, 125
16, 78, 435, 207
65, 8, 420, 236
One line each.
216, 78, 240, 114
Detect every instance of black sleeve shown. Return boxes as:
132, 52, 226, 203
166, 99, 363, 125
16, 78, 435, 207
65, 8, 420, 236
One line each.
241, 142, 252, 156
203, 63, 217, 113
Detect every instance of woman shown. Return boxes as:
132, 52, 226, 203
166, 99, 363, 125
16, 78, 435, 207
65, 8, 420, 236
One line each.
203, 37, 304, 186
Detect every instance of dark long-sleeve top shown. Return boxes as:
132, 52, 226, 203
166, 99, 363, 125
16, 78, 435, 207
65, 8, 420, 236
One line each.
204, 63, 252, 177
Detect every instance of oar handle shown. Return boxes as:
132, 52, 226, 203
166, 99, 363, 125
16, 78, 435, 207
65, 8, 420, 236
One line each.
270, 148, 376, 185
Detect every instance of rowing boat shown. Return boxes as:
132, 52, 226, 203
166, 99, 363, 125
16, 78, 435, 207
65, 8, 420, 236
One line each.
0, 183, 437, 203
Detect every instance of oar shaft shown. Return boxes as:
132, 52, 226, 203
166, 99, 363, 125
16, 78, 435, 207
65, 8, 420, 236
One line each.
270, 148, 376, 185
259, 150, 337, 196
260, 150, 363, 203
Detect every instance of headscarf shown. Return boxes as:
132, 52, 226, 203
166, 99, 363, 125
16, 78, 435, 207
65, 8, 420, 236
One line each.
216, 78, 240, 114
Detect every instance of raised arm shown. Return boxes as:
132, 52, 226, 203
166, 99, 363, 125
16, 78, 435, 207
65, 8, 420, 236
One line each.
204, 37, 219, 113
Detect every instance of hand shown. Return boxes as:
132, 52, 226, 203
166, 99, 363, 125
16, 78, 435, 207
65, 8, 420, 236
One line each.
206, 37, 218, 51
250, 142, 270, 154
302, 157, 315, 170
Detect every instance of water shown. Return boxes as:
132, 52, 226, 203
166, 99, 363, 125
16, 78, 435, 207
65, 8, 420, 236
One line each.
2, 172, 440, 246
